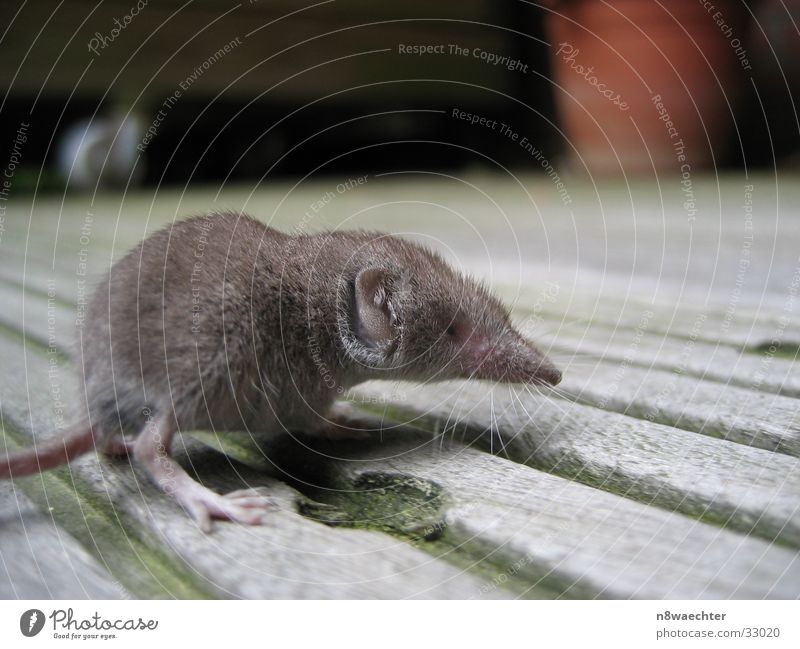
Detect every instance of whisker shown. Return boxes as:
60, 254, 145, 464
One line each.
546, 350, 610, 362
520, 386, 573, 417
441, 397, 460, 450
489, 391, 494, 456
547, 362, 601, 370
523, 315, 590, 335
531, 383, 585, 406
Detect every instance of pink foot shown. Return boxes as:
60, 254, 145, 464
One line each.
172, 484, 275, 532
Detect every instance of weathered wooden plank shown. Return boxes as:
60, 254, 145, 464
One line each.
557, 360, 800, 457
262, 427, 800, 599
0, 280, 68, 352
0, 334, 509, 599
0, 481, 128, 599
497, 279, 800, 351
350, 381, 800, 548
527, 321, 800, 398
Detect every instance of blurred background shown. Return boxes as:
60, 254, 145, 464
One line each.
1, 0, 797, 193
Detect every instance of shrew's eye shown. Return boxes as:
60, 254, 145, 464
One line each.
446, 324, 457, 337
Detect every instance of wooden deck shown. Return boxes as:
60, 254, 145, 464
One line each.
1, 173, 798, 599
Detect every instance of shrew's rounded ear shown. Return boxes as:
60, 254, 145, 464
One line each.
353, 267, 398, 349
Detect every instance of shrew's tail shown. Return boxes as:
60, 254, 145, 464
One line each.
0, 428, 97, 478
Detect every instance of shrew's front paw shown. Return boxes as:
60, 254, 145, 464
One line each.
175, 484, 275, 532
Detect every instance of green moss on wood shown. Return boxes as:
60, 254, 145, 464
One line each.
748, 341, 800, 361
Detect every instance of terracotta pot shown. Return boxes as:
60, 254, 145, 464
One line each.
546, 0, 749, 175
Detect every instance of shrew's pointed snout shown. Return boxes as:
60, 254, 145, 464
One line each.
534, 359, 562, 386
457, 329, 562, 386
498, 330, 562, 387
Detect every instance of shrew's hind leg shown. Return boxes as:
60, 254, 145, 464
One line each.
132, 413, 273, 532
